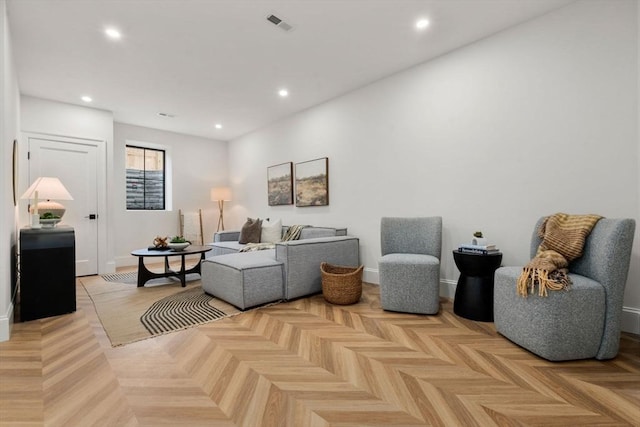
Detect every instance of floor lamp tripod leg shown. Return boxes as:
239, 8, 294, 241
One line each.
217, 200, 225, 232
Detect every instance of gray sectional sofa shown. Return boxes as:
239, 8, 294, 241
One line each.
209, 226, 348, 255
202, 226, 360, 309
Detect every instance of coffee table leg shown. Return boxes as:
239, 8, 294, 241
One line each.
182, 253, 206, 276
137, 257, 151, 287
179, 254, 187, 287
194, 253, 205, 275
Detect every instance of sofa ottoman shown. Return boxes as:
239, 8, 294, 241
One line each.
201, 251, 284, 310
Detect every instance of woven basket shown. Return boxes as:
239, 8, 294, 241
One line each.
320, 262, 363, 305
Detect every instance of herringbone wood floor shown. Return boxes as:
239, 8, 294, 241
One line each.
1, 280, 639, 426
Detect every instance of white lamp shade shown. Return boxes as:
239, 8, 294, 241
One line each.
21, 177, 73, 200
211, 187, 232, 201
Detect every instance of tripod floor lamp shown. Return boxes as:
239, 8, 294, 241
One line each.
211, 187, 232, 232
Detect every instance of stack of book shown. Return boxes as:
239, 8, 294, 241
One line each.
458, 243, 500, 255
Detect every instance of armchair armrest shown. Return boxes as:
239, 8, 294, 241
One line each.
276, 236, 360, 300
214, 230, 241, 242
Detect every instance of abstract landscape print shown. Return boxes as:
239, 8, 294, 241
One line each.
267, 162, 293, 206
295, 157, 328, 207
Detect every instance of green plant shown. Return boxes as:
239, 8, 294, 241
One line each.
40, 212, 60, 219
473, 231, 483, 238
170, 236, 187, 243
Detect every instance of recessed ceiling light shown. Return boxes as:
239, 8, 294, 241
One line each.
157, 112, 175, 118
415, 19, 430, 30
81, 95, 92, 103
278, 89, 289, 97
215, 124, 222, 129
105, 27, 122, 39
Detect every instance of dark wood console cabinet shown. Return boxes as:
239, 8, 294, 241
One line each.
19, 226, 76, 321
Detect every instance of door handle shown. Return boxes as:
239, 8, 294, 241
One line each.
85, 214, 98, 220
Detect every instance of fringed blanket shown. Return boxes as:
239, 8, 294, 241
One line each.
239, 242, 276, 252
281, 224, 308, 241
239, 225, 308, 252
517, 213, 602, 297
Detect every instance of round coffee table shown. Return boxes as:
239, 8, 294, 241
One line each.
452, 250, 503, 322
131, 245, 212, 287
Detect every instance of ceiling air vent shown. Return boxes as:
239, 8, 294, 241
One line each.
266, 14, 294, 32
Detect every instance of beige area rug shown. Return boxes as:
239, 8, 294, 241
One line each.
80, 274, 242, 347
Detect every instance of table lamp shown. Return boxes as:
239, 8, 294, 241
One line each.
21, 177, 73, 228
211, 186, 232, 232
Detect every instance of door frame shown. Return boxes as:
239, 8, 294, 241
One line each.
21, 132, 110, 274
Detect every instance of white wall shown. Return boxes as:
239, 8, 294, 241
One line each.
113, 123, 228, 267
0, 0, 21, 341
228, 0, 640, 332
19, 100, 229, 271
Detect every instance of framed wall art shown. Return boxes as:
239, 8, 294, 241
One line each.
267, 162, 293, 206
295, 157, 328, 207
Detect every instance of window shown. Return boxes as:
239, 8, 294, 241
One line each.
126, 145, 165, 210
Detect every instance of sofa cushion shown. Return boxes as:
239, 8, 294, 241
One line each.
210, 226, 350, 255
209, 241, 247, 256
239, 217, 262, 244
299, 227, 339, 239
201, 251, 283, 310
261, 218, 282, 243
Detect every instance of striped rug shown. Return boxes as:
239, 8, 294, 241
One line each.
80, 274, 243, 346
100, 271, 201, 286
101, 272, 138, 282
141, 287, 228, 334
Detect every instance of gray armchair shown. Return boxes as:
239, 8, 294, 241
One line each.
494, 217, 635, 361
378, 217, 442, 314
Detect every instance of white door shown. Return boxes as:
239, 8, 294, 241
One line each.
29, 136, 99, 276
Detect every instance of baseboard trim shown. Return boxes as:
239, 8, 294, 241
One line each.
102, 260, 117, 275
115, 255, 138, 268
440, 279, 457, 300
0, 303, 14, 342
363, 267, 379, 285
621, 307, 640, 335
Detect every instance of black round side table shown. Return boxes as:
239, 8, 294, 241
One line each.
452, 250, 503, 322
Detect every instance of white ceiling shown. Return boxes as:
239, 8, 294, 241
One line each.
7, 0, 574, 141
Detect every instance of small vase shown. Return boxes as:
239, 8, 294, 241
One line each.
30, 213, 42, 229
472, 237, 487, 246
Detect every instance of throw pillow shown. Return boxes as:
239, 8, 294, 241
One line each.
239, 217, 262, 244
261, 218, 282, 243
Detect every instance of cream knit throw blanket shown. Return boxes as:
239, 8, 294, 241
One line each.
517, 213, 602, 297
239, 225, 308, 252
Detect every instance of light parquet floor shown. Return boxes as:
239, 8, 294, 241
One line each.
1, 280, 639, 426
